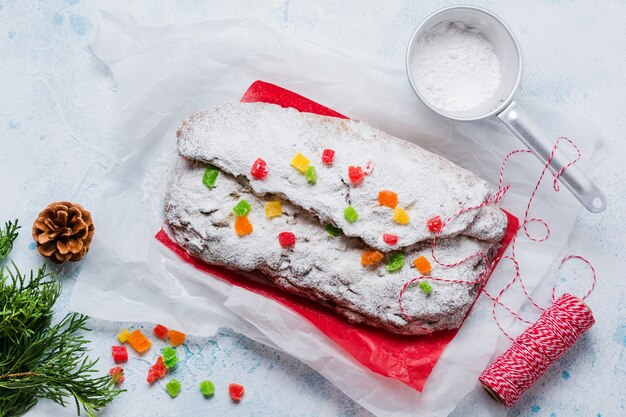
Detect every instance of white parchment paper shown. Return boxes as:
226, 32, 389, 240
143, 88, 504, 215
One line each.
69, 11, 601, 417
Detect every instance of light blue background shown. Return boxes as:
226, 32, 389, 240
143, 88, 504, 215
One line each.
0, 1, 624, 416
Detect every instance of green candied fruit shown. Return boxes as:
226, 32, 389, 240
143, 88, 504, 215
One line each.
418, 280, 433, 295
325, 224, 342, 237
199, 380, 215, 398
165, 379, 182, 398
232, 199, 252, 217
202, 166, 219, 188
344, 206, 358, 223
305, 165, 317, 185
386, 252, 405, 273
162, 346, 178, 370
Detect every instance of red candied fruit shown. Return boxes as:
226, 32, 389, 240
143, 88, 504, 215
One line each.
229, 383, 245, 402
153, 324, 169, 340
109, 366, 125, 385
250, 158, 268, 179
278, 232, 296, 248
383, 234, 398, 245
427, 215, 443, 233
348, 166, 365, 185
322, 149, 335, 165
147, 356, 166, 384
111, 345, 128, 363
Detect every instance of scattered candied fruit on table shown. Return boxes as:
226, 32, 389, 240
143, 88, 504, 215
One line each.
386, 252, 405, 273
109, 366, 125, 385
166, 379, 182, 398
147, 356, 166, 384
265, 201, 282, 218
361, 250, 384, 266
278, 232, 296, 248
393, 207, 410, 225
162, 346, 178, 370
127, 329, 151, 354
344, 206, 358, 223
291, 152, 311, 173
117, 328, 130, 344
427, 215, 443, 233
168, 329, 186, 347
413, 256, 432, 275
202, 165, 219, 188
419, 280, 433, 295
229, 383, 245, 402
305, 165, 317, 184
383, 233, 398, 245
200, 380, 215, 398
111, 345, 128, 363
378, 190, 398, 208
321, 149, 335, 165
234, 216, 253, 237
250, 158, 268, 179
325, 224, 342, 237
348, 166, 365, 185
232, 199, 252, 217
153, 324, 169, 340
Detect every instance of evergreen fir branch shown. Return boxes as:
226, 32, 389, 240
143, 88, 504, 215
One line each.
0, 220, 19, 262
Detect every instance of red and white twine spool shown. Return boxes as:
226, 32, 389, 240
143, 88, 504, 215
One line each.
478, 293, 595, 406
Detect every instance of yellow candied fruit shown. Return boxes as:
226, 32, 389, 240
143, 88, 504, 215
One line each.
117, 328, 130, 344
290, 152, 311, 173
265, 201, 282, 218
361, 250, 384, 266
234, 215, 253, 236
393, 207, 410, 224
413, 256, 432, 275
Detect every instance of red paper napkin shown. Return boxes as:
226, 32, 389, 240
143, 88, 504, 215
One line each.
157, 80, 519, 391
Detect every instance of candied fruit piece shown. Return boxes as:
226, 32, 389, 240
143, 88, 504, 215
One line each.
153, 324, 169, 340
393, 207, 410, 224
168, 329, 186, 347
413, 256, 432, 275
322, 149, 335, 165
378, 190, 398, 208
111, 345, 128, 363
305, 165, 317, 184
383, 233, 398, 245
325, 224, 342, 237
232, 199, 252, 217
250, 158, 268, 179
278, 232, 296, 248
117, 328, 130, 344
265, 201, 282, 218
348, 166, 365, 185
363, 160, 374, 175
127, 329, 151, 354
386, 252, 405, 273
234, 216, 253, 236
344, 206, 358, 223
427, 215, 443, 233
109, 366, 124, 385
200, 380, 215, 398
162, 347, 178, 370
361, 250, 384, 266
229, 383, 245, 402
202, 166, 219, 188
419, 280, 433, 295
291, 152, 310, 173
147, 356, 166, 384
166, 379, 182, 398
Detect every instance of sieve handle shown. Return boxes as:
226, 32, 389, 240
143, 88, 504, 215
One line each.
497, 101, 606, 213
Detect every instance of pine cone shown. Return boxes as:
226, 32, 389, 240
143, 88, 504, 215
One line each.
32, 201, 95, 263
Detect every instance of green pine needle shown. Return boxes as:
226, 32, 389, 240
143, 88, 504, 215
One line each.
0, 220, 19, 262
0, 264, 123, 417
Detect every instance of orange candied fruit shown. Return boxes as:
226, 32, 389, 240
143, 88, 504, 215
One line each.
168, 330, 186, 347
361, 250, 384, 266
378, 190, 398, 208
234, 215, 253, 236
127, 329, 152, 354
413, 256, 432, 275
